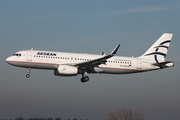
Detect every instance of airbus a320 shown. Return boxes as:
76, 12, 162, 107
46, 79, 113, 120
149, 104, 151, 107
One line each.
6, 33, 174, 83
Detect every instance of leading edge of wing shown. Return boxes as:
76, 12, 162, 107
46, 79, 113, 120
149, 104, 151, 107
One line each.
72, 44, 120, 68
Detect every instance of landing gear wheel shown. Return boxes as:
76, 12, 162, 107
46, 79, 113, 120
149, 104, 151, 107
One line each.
81, 77, 86, 83
84, 76, 89, 82
80, 76, 89, 83
26, 74, 30, 78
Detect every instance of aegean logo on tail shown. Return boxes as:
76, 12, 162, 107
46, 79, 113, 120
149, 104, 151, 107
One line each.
145, 40, 171, 63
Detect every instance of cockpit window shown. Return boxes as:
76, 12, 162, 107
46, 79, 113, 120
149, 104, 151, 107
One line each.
13, 53, 21, 56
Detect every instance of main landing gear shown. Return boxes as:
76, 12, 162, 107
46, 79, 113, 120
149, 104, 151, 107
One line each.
81, 72, 90, 83
26, 68, 31, 78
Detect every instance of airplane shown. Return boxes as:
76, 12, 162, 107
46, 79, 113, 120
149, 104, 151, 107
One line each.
6, 33, 174, 83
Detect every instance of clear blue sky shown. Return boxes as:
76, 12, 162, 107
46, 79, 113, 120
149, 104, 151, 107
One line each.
0, 0, 180, 120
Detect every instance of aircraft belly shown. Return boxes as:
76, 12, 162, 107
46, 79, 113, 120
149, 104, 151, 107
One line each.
9, 61, 57, 70
87, 67, 104, 73
101, 67, 140, 74
29, 63, 57, 69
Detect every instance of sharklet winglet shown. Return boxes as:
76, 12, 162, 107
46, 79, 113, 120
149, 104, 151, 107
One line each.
110, 44, 120, 55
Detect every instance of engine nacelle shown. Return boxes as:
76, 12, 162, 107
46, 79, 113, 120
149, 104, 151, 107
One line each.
54, 65, 78, 76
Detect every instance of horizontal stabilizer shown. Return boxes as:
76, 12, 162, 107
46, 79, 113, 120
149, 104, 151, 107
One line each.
152, 61, 174, 68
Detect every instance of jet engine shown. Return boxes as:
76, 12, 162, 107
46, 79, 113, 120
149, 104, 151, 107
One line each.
54, 65, 78, 76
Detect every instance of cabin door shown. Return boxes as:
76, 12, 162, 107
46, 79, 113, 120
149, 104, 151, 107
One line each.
27, 51, 32, 61
137, 59, 142, 69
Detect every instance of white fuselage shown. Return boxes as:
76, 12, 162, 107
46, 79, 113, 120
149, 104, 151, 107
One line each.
6, 50, 160, 75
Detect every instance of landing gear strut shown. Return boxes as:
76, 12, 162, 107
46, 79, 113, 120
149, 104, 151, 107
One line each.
26, 68, 31, 78
81, 72, 89, 83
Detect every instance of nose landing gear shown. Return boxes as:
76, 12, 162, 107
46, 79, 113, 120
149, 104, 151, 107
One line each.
26, 68, 31, 78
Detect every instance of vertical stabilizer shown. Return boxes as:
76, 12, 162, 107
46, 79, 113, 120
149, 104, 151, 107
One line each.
139, 33, 173, 63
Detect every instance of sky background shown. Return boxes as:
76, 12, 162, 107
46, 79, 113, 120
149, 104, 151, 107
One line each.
0, 0, 180, 120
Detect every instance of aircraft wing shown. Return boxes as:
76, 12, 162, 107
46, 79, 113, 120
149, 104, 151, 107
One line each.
70, 44, 120, 68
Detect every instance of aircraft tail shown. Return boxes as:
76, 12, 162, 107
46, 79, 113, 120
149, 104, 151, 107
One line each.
139, 33, 173, 62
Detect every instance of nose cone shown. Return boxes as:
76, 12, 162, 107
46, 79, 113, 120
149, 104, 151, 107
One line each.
6, 56, 13, 64
6, 57, 10, 62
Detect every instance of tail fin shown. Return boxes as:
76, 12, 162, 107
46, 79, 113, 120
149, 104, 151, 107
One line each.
139, 33, 173, 62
